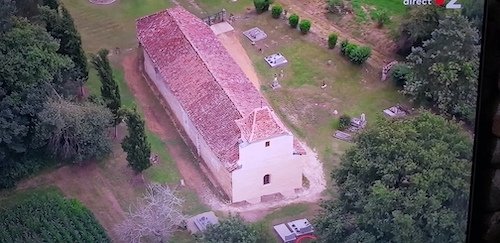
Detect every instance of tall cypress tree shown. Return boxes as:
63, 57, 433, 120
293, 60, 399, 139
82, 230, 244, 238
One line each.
90, 49, 122, 136
39, 5, 88, 94
122, 108, 151, 174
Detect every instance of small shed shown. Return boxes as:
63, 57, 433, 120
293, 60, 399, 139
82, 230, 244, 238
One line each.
186, 211, 219, 234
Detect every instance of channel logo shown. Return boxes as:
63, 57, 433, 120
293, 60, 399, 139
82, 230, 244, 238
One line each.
403, 0, 462, 9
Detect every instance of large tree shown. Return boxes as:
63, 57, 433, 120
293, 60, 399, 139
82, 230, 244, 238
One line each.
199, 215, 259, 243
90, 49, 122, 135
0, 0, 15, 33
39, 5, 88, 95
314, 112, 472, 243
35, 99, 113, 162
403, 13, 480, 123
122, 108, 151, 173
396, 6, 444, 55
115, 184, 186, 243
0, 18, 72, 188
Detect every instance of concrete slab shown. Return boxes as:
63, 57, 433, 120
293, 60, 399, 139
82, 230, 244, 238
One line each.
243, 27, 267, 42
210, 22, 234, 36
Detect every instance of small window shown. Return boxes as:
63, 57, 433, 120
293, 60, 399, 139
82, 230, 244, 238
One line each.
263, 174, 271, 185
265, 141, 270, 147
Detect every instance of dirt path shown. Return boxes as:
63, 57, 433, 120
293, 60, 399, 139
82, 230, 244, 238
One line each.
122, 50, 327, 220
16, 157, 137, 241
217, 31, 262, 91
275, 0, 395, 69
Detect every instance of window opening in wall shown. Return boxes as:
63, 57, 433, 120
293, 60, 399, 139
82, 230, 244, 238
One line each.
263, 174, 270, 185
265, 141, 270, 147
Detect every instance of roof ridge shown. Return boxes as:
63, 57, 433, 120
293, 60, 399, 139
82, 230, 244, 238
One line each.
248, 108, 258, 142
168, 8, 264, 118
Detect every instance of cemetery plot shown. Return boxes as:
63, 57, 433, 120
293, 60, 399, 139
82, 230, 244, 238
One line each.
265, 53, 288, 68
243, 27, 268, 42
383, 105, 409, 118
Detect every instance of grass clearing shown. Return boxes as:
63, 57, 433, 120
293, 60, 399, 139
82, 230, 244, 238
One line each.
236, 13, 405, 183
61, 0, 172, 52
196, 0, 253, 14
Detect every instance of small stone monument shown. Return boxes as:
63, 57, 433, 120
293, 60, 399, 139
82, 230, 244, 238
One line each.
360, 113, 366, 122
333, 110, 338, 115
280, 69, 284, 78
321, 81, 327, 89
271, 76, 281, 89
327, 60, 332, 66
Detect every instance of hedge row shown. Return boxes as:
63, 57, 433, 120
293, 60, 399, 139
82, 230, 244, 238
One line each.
340, 39, 372, 64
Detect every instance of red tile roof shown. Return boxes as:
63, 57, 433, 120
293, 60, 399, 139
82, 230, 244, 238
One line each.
136, 7, 302, 168
235, 106, 289, 143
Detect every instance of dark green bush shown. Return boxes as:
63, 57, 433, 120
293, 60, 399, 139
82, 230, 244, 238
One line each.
288, 14, 299, 28
348, 46, 372, 64
339, 39, 371, 64
340, 39, 349, 55
254, 0, 273, 14
328, 33, 338, 49
271, 5, 283, 19
299, 19, 311, 34
338, 115, 351, 131
391, 64, 411, 87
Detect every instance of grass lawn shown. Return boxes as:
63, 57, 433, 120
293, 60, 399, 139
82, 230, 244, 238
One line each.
196, 0, 253, 14
61, 0, 172, 52
236, 13, 405, 183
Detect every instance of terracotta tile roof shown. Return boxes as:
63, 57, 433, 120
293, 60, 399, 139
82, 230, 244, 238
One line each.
235, 106, 290, 143
136, 7, 300, 167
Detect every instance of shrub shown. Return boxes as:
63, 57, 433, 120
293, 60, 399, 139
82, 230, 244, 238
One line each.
338, 115, 351, 131
299, 19, 311, 34
271, 5, 283, 19
288, 14, 299, 28
254, 0, 273, 14
348, 46, 372, 64
371, 9, 390, 27
339, 39, 371, 64
328, 33, 338, 49
340, 39, 349, 55
391, 64, 411, 87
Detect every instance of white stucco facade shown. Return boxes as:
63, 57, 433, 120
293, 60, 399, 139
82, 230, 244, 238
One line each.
142, 48, 303, 204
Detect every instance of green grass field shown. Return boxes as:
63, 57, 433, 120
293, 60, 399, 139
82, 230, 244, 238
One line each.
238, 13, 404, 182
62, 0, 172, 52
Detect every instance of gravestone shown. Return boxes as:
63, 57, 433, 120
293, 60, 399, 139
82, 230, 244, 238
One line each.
243, 27, 268, 42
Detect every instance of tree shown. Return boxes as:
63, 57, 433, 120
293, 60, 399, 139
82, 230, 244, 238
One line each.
299, 19, 311, 34
0, 0, 15, 33
391, 63, 410, 88
271, 5, 282, 19
328, 33, 338, 49
403, 14, 480, 123
122, 108, 152, 174
253, 0, 272, 14
90, 49, 122, 136
396, 6, 445, 55
315, 112, 472, 243
461, 0, 484, 31
41, 0, 59, 9
115, 184, 186, 243
0, 18, 72, 188
199, 215, 259, 243
35, 99, 113, 162
371, 9, 389, 27
39, 5, 88, 95
288, 13, 299, 28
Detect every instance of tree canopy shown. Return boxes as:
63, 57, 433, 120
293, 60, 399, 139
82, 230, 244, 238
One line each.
35, 99, 113, 162
314, 112, 472, 243
90, 49, 122, 130
199, 215, 259, 243
122, 108, 151, 173
403, 14, 480, 123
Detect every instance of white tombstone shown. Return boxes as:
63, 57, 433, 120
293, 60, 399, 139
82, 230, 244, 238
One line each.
333, 110, 338, 115
360, 113, 366, 122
